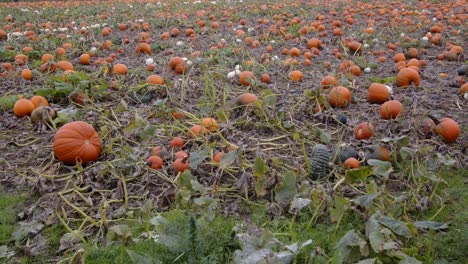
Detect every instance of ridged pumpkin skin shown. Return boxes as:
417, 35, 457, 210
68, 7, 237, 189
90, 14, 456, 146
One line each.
367, 83, 390, 104
396, 68, 420, 87
53, 121, 102, 165
309, 144, 330, 180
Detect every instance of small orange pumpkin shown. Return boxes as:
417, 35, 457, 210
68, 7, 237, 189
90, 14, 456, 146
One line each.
367, 83, 390, 103
30, 95, 49, 108
320, 75, 338, 89
147, 156, 163, 170
202, 118, 219, 132
343, 158, 359, 169
355, 122, 375, 140
21, 69, 33, 80
173, 157, 190, 172
170, 137, 185, 149
146, 75, 165, 85
430, 116, 461, 143
328, 86, 351, 108
13, 98, 35, 117
236, 93, 258, 105
239, 71, 255, 86
53, 121, 102, 165
213, 151, 225, 163
168, 57, 187, 74
380, 100, 403, 119
55, 60, 74, 72
289, 70, 304, 81
113, 64, 128, 75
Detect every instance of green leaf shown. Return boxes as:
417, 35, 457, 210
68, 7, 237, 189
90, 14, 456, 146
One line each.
369, 76, 396, 84
126, 249, 156, 264
330, 196, 348, 223
108, 225, 133, 240
253, 156, 267, 177
366, 214, 399, 253
138, 125, 156, 141
332, 230, 369, 264
12, 221, 44, 242
216, 109, 229, 123
35, 87, 56, 97
354, 193, 379, 209
0, 94, 19, 110
345, 166, 373, 183
253, 157, 267, 197
378, 216, 412, 238
189, 146, 211, 169
367, 160, 393, 178
179, 170, 193, 189
317, 128, 331, 144
356, 259, 380, 264
435, 153, 456, 166
262, 89, 277, 107
413, 221, 448, 231
274, 171, 297, 202
115, 99, 128, 113
54, 82, 74, 97
220, 150, 238, 168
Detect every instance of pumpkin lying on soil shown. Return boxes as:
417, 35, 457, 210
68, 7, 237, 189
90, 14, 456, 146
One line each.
53, 121, 102, 165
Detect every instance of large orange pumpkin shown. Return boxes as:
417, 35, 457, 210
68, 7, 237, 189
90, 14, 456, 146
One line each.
53, 121, 102, 165
396, 68, 420, 87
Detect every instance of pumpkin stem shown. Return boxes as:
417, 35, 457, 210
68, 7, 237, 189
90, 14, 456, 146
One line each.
428, 114, 441, 125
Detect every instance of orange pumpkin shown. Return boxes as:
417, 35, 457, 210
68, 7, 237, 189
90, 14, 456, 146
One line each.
146, 75, 165, 85
430, 117, 461, 143
355, 122, 375, 140
13, 99, 35, 117
79, 54, 91, 65
55, 60, 74, 72
380, 100, 403, 119
135, 42, 152, 55
328, 86, 351, 108
289, 70, 304, 81
213, 151, 225, 163
320, 75, 338, 89
168, 57, 187, 74
147, 156, 163, 170
343, 158, 359, 169
169, 137, 185, 149
236, 93, 258, 105
202, 118, 219, 131
396, 68, 420, 87
367, 83, 390, 103
53, 121, 102, 165
459, 83, 468, 95
239, 71, 255, 86
113, 64, 128, 75
21, 69, 33, 80
30, 95, 49, 108
173, 157, 190, 172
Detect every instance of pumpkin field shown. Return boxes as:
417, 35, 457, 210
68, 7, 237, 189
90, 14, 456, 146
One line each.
0, 0, 467, 263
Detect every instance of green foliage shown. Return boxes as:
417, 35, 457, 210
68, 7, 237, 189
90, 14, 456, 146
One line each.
0, 190, 26, 244
86, 210, 239, 264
